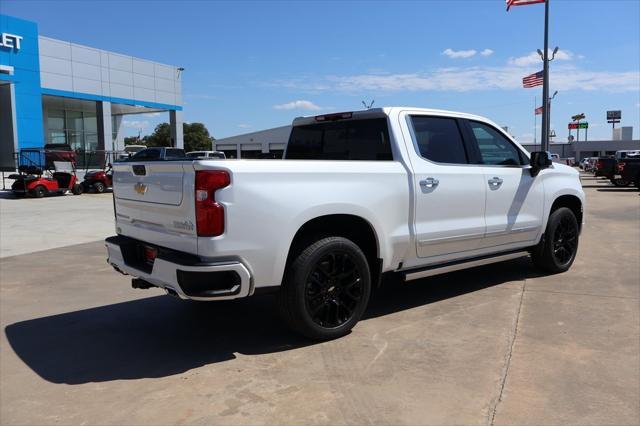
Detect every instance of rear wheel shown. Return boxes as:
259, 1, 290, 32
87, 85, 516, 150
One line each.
610, 178, 631, 187
278, 236, 371, 340
32, 185, 46, 198
531, 207, 579, 274
94, 182, 105, 193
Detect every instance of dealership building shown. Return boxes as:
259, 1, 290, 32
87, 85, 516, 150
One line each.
0, 14, 183, 170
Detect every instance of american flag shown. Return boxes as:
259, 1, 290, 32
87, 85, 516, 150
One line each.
506, 0, 545, 11
535, 106, 544, 115
523, 71, 543, 88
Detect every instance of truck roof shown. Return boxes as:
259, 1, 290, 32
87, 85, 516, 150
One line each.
292, 107, 494, 127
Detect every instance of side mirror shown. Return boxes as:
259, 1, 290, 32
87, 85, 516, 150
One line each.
530, 151, 553, 177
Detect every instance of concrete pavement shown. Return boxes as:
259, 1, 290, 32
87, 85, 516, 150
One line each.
0, 176, 638, 425
0, 191, 114, 258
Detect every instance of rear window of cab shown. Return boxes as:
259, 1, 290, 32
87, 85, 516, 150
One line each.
285, 118, 393, 161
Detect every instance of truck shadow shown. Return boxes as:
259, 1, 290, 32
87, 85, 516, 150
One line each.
5, 258, 542, 384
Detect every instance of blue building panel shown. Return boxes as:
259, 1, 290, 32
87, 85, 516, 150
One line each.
0, 14, 44, 150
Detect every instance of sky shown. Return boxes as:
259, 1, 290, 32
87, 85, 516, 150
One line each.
3, 0, 640, 142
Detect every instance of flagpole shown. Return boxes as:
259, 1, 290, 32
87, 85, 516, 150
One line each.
541, 0, 550, 152
534, 95, 537, 149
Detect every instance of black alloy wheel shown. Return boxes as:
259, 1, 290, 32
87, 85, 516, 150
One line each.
531, 207, 579, 274
551, 215, 578, 266
304, 250, 364, 328
278, 236, 371, 340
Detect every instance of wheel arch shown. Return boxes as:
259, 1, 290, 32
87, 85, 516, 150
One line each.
284, 214, 383, 286
549, 194, 583, 232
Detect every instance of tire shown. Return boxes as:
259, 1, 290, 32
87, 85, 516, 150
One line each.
531, 207, 579, 274
94, 182, 105, 193
610, 178, 631, 187
72, 184, 83, 195
278, 236, 371, 341
32, 185, 46, 198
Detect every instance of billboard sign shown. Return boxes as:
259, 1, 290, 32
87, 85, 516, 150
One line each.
607, 110, 621, 121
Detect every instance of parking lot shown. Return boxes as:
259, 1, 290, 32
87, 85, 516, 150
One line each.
0, 175, 638, 425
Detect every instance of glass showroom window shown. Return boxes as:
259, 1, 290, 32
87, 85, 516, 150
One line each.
46, 109, 66, 145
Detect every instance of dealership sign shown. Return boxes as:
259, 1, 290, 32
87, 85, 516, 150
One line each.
568, 122, 588, 130
0, 33, 23, 50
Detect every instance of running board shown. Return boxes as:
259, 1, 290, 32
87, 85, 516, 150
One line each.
403, 251, 530, 282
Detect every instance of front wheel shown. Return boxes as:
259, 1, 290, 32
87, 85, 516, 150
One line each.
610, 178, 631, 187
531, 207, 579, 274
278, 236, 371, 341
72, 184, 83, 195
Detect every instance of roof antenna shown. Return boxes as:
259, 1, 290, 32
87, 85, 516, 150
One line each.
362, 100, 375, 109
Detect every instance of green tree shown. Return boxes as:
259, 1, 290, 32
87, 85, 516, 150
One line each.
144, 123, 172, 147
184, 122, 214, 152
142, 122, 215, 152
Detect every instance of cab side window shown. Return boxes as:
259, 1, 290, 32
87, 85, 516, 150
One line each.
410, 116, 468, 164
469, 121, 525, 166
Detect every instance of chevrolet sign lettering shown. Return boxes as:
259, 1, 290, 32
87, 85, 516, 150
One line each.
0, 33, 23, 50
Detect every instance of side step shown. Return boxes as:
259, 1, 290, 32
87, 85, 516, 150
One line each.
403, 251, 530, 282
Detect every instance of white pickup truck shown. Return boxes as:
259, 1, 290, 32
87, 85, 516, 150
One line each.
106, 107, 585, 340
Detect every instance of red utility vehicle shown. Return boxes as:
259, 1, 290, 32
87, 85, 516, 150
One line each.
82, 164, 113, 193
10, 161, 83, 198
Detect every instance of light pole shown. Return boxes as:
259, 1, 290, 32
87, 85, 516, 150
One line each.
537, 0, 557, 154
548, 90, 558, 141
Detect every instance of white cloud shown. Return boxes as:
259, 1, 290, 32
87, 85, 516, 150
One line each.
143, 112, 162, 118
237, 123, 252, 128
443, 48, 477, 59
274, 65, 639, 93
122, 120, 149, 129
508, 49, 576, 66
273, 100, 322, 110
480, 49, 494, 57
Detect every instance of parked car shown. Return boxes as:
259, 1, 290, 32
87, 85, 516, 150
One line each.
117, 145, 147, 161
617, 156, 640, 189
584, 157, 598, 173
593, 156, 630, 186
578, 158, 588, 170
82, 164, 113, 193
125, 147, 186, 161
186, 151, 226, 159
105, 107, 585, 340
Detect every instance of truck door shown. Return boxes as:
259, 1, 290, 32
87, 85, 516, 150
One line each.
401, 114, 487, 259
464, 120, 544, 248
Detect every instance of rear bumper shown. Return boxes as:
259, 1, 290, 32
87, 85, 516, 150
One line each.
105, 235, 252, 300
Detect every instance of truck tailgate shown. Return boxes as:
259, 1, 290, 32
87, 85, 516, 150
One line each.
112, 161, 198, 254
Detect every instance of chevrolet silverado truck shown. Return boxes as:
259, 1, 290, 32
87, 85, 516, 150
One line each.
106, 107, 585, 340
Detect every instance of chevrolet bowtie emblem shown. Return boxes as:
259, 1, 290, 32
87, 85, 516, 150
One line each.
134, 182, 148, 195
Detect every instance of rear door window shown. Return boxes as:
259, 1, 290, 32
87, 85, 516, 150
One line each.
409, 116, 469, 164
285, 118, 393, 161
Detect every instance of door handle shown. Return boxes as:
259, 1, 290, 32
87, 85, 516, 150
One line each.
488, 177, 503, 187
420, 177, 439, 188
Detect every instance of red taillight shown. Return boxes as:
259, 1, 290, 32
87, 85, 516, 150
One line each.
618, 162, 626, 172
195, 170, 230, 237
596, 160, 603, 170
